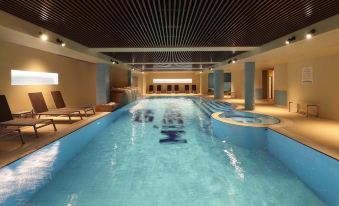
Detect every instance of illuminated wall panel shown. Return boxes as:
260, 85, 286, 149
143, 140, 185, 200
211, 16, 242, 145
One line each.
11, 70, 59, 85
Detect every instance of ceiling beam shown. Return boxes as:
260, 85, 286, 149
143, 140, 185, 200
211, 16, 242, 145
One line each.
89, 47, 258, 53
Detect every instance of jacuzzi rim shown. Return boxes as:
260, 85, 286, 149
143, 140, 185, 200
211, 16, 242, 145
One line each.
213, 111, 281, 127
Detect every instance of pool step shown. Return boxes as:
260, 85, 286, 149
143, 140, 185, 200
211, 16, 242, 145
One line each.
193, 98, 232, 117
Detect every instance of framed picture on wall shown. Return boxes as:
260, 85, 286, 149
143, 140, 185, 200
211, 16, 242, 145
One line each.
302, 67, 313, 83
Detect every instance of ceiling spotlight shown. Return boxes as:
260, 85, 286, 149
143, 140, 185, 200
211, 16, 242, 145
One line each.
56, 38, 66, 47
39, 32, 48, 41
110, 59, 119, 64
232, 58, 237, 64
285, 36, 296, 45
306, 29, 316, 39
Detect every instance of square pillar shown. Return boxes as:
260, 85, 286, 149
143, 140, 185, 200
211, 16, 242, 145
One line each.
245, 62, 255, 110
214, 70, 224, 99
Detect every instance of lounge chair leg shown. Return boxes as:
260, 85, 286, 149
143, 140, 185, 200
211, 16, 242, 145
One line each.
38, 114, 41, 119
84, 110, 88, 117
33, 126, 39, 138
18, 129, 25, 144
68, 115, 72, 121
79, 111, 83, 120
51, 119, 57, 131
93, 108, 96, 115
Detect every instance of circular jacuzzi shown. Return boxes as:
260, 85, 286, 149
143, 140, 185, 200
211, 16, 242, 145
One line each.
219, 110, 280, 125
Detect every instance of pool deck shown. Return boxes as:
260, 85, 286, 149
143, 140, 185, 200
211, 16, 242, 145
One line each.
0, 112, 110, 168
212, 97, 339, 161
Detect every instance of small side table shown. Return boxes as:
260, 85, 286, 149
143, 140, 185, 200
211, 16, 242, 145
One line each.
12, 110, 34, 118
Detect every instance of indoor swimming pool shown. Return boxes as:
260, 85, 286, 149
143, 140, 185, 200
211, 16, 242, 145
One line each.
0, 97, 336, 205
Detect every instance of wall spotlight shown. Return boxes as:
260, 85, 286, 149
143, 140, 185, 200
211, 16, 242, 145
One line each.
232, 58, 237, 64
56, 38, 66, 47
306, 29, 316, 39
110, 59, 119, 64
285, 36, 296, 45
39, 32, 48, 41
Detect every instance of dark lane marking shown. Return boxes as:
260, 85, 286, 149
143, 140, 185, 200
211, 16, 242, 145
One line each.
133, 109, 155, 123
159, 107, 187, 144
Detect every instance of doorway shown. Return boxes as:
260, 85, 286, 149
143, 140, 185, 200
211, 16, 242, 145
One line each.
262, 69, 274, 100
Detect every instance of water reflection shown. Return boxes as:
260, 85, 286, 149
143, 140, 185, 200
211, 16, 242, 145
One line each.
224, 148, 245, 182
0, 142, 60, 205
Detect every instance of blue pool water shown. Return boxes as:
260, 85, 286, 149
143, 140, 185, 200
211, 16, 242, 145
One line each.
21, 98, 323, 206
5, 98, 327, 205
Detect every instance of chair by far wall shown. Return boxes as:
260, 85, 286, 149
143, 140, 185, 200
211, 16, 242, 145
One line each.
146, 84, 200, 94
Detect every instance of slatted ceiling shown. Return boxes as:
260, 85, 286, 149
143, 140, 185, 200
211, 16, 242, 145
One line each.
1, 0, 339, 71
2, 0, 339, 47
103, 51, 241, 63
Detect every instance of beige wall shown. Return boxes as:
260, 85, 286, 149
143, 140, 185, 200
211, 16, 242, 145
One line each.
0, 41, 96, 112
274, 64, 288, 91
230, 67, 245, 98
287, 54, 339, 120
145, 72, 201, 93
110, 64, 129, 88
200, 72, 208, 95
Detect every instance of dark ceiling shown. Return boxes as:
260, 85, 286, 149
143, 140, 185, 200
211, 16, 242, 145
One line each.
1, 0, 339, 70
103, 51, 242, 63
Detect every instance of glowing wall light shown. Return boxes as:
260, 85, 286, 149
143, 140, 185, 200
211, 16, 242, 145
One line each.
153, 79, 192, 84
11, 70, 59, 85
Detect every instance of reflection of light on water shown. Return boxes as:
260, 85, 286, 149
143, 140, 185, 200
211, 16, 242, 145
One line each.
111, 144, 118, 168
131, 123, 136, 144
129, 99, 149, 114
224, 149, 245, 182
66, 193, 78, 206
0, 142, 60, 205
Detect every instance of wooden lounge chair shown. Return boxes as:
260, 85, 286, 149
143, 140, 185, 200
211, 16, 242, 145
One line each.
28, 92, 83, 121
156, 85, 161, 94
148, 85, 154, 94
51, 91, 95, 116
184, 85, 190, 93
0, 127, 24, 144
192, 85, 197, 93
174, 85, 179, 93
167, 85, 172, 93
0, 95, 56, 139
